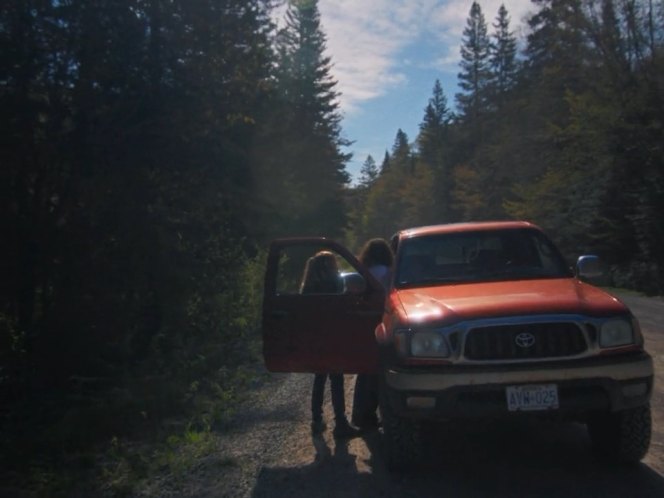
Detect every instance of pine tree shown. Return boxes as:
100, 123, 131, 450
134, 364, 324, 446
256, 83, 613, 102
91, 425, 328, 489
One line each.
358, 155, 379, 189
621, 0, 647, 65
417, 80, 453, 222
507, 0, 594, 190
267, 0, 350, 237
524, 0, 590, 93
591, 0, 629, 78
490, 4, 518, 103
456, 2, 492, 122
380, 150, 391, 174
418, 79, 451, 163
359, 130, 412, 238
346, 154, 379, 246
390, 128, 412, 171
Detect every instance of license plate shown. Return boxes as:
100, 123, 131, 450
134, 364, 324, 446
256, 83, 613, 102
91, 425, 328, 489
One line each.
506, 384, 559, 411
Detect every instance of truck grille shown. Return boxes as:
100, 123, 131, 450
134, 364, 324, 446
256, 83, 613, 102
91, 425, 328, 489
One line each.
464, 322, 587, 360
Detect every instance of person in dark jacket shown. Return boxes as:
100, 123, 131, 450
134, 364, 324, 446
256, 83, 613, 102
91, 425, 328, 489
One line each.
300, 251, 361, 439
351, 238, 393, 429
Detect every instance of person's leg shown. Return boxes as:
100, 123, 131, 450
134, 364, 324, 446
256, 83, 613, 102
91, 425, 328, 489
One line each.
311, 374, 327, 433
330, 374, 361, 439
352, 374, 379, 428
366, 374, 380, 425
351, 374, 367, 426
367, 375, 380, 427
329, 373, 346, 422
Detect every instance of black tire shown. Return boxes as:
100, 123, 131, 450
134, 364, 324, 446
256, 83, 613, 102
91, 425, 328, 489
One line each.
587, 403, 652, 464
379, 386, 423, 472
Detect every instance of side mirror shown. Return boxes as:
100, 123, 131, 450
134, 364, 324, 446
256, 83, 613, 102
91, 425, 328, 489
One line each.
341, 272, 367, 295
576, 255, 604, 280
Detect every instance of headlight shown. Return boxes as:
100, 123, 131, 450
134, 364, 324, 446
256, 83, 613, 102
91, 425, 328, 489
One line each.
599, 319, 634, 348
411, 331, 450, 357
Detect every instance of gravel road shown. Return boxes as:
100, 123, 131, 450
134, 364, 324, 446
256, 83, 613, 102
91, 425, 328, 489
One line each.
142, 292, 664, 498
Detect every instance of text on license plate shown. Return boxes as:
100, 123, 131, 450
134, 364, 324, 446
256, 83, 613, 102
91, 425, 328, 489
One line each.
506, 384, 559, 411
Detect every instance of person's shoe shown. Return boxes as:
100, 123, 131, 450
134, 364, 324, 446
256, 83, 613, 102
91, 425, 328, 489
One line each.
311, 420, 327, 434
333, 420, 362, 439
352, 415, 380, 430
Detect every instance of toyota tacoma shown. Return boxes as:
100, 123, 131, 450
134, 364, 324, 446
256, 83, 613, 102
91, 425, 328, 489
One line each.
261, 221, 653, 470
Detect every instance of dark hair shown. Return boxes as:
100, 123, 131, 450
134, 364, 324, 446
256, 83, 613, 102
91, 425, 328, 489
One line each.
358, 238, 393, 267
300, 251, 341, 294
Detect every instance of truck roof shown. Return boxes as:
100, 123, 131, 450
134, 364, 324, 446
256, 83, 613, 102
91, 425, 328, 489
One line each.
397, 220, 539, 239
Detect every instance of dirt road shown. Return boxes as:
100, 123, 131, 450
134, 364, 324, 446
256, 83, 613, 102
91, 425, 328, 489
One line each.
155, 292, 664, 498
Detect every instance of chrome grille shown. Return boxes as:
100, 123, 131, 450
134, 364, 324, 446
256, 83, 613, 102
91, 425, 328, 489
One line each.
464, 322, 587, 360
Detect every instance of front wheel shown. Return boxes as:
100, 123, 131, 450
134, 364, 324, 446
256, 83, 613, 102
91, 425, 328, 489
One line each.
587, 403, 652, 464
379, 387, 423, 472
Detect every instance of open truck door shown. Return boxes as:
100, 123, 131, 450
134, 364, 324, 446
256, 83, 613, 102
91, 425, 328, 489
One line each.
262, 238, 384, 374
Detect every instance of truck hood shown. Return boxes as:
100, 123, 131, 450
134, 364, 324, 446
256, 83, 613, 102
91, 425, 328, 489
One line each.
393, 278, 628, 325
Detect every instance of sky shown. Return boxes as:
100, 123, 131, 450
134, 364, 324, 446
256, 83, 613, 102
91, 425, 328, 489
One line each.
274, 0, 536, 183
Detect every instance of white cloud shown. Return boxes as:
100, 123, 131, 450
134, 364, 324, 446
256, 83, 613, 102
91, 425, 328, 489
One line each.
274, 1, 535, 116
316, 0, 434, 113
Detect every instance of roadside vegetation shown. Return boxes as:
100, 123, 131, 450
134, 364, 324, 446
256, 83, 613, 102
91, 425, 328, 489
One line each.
2, 0, 663, 495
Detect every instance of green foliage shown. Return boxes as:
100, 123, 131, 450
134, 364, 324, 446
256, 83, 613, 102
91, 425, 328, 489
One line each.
456, 1, 492, 123
451, 163, 486, 220
0, 0, 276, 494
358, 155, 379, 189
253, 0, 350, 240
489, 4, 518, 102
418, 80, 454, 223
357, 130, 414, 239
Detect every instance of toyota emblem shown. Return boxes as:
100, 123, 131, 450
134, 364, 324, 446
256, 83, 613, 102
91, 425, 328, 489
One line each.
515, 332, 535, 348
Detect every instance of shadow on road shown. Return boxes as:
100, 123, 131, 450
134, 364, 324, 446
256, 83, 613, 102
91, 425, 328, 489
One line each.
251, 430, 389, 498
251, 419, 664, 498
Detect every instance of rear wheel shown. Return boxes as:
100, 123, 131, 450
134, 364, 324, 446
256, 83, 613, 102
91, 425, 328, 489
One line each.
379, 387, 423, 472
587, 403, 651, 464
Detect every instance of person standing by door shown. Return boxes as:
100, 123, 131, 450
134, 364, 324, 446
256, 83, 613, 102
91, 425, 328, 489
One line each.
351, 239, 393, 429
300, 251, 361, 439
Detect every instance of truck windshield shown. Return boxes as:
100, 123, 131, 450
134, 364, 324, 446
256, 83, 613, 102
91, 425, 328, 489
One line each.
395, 228, 572, 288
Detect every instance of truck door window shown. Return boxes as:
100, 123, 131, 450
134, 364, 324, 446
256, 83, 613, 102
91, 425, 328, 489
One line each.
275, 245, 355, 296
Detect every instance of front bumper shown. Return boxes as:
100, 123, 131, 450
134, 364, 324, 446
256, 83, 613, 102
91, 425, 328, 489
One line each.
383, 352, 653, 420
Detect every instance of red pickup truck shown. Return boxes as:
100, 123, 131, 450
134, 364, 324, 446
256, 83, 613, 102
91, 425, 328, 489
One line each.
261, 221, 653, 470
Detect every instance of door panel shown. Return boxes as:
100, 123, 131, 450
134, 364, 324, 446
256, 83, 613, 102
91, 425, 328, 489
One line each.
262, 238, 384, 374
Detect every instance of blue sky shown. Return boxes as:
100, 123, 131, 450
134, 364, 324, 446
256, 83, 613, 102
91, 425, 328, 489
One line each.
275, 0, 535, 182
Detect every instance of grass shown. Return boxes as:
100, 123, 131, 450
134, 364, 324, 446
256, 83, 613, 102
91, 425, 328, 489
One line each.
98, 427, 226, 496
0, 357, 266, 497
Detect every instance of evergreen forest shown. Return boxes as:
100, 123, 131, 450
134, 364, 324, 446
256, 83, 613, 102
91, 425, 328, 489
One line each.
1, 0, 663, 493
